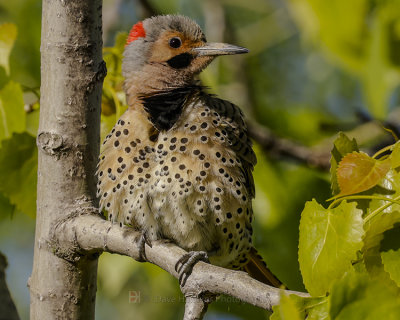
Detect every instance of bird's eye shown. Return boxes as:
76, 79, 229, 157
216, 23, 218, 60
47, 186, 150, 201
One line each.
169, 37, 182, 49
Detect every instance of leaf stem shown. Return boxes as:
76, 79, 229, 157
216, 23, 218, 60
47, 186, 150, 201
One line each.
296, 297, 328, 313
372, 144, 394, 159
364, 194, 400, 224
328, 195, 400, 209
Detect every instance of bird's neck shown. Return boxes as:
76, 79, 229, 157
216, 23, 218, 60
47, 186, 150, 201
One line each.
124, 63, 195, 107
141, 85, 202, 131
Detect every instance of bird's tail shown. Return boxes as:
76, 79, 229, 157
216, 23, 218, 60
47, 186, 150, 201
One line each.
243, 247, 285, 288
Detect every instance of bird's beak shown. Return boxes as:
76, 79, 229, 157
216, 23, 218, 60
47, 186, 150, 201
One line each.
192, 42, 249, 56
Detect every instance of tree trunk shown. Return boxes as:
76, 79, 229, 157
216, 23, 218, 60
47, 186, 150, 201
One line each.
30, 1, 104, 319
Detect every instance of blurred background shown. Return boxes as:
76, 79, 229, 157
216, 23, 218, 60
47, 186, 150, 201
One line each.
1, 0, 400, 319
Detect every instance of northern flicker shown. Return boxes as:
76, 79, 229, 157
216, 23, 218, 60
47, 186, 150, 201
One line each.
97, 15, 282, 287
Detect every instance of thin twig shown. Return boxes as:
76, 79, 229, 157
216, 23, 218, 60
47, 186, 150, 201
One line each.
183, 297, 210, 320
247, 122, 331, 170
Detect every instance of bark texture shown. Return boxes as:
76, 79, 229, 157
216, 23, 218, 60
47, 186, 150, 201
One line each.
30, 1, 105, 319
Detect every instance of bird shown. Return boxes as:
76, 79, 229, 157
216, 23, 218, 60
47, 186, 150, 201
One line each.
96, 14, 282, 288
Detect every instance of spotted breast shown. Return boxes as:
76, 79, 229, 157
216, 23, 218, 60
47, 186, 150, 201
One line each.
97, 87, 256, 269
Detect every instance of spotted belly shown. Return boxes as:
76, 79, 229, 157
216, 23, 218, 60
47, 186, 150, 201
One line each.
122, 144, 253, 268
97, 104, 255, 268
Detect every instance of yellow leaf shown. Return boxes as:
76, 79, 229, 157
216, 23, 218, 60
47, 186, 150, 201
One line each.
337, 151, 391, 196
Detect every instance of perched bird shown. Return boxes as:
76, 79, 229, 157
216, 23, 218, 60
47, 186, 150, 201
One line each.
97, 15, 282, 287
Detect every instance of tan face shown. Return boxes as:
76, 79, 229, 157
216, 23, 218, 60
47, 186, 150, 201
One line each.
148, 30, 214, 74
149, 31, 202, 60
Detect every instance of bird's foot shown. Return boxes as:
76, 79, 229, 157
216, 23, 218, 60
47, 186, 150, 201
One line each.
175, 251, 209, 286
137, 231, 152, 262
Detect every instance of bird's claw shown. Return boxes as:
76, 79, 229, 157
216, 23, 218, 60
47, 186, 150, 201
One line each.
175, 251, 209, 286
137, 231, 152, 262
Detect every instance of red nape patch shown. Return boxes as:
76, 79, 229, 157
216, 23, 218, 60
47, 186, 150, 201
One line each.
126, 21, 146, 46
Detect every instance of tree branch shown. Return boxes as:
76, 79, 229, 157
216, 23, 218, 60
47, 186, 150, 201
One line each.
247, 122, 331, 170
54, 214, 309, 313
248, 107, 400, 171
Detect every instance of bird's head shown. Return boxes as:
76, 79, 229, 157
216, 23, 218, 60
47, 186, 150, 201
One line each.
122, 15, 248, 99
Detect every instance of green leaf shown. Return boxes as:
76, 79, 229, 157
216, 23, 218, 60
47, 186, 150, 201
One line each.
0, 81, 26, 141
380, 227, 400, 287
363, 210, 400, 292
0, 23, 17, 75
329, 269, 369, 319
329, 268, 400, 320
363, 223, 398, 287
337, 152, 391, 197
271, 294, 303, 320
272, 294, 328, 320
307, 298, 329, 320
0, 132, 37, 217
299, 200, 364, 296
356, 168, 400, 283
330, 132, 359, 195
364, 210, 400, 252
357, 167, 400, 220
290, 295, 329, 320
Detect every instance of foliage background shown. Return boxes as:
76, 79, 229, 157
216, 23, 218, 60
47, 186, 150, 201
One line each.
0, 0, 400, 319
